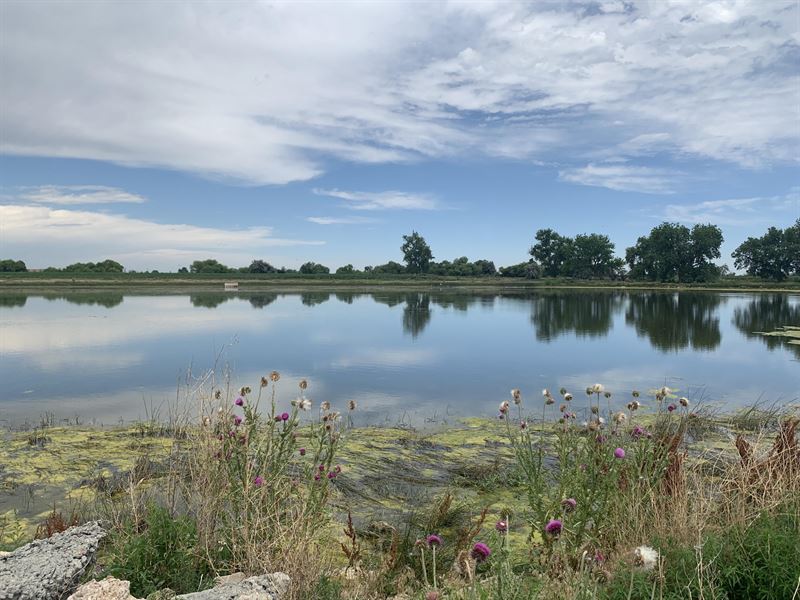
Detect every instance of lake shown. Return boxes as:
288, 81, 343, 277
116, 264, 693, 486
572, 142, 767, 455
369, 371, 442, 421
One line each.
0, 290, 798, 426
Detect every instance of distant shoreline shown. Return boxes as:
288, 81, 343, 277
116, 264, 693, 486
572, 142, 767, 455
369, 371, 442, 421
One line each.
1, 273, 799, 293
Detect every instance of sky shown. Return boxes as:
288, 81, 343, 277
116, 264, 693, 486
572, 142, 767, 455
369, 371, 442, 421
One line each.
0, 0, 798, 271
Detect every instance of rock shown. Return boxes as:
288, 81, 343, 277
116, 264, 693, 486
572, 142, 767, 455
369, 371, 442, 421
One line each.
0, 521, 107, 600
212, 573, 246, 587
175, 573, 290, 600
146, 590, 177, 600
68, 576, 139, 599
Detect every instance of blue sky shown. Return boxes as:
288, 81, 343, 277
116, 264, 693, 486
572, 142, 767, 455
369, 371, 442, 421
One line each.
1, 0, 798, 271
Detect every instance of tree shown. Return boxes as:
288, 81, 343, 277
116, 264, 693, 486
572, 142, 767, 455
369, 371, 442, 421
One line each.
63, 259, 124, 273
371, 261, 406, 275
0, 259, 27, 272
566, 233, 623, 279
190, 259, 231, 274
177, 267, 189, 274
401, 231, 433, 274
248, 260, 276, 274
499, 260, 541, 279
336, 264, 355, 275
530, 229, 573, 277
732, 219, 800, 280
626, 222, 723, 283
299, 262, 330, 275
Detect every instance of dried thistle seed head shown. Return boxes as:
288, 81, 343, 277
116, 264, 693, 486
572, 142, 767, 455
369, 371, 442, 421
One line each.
564, 393, 573, 401
270, 371, 280, 382
591, 406, 599, 414
510, 389, 522, 405
499, 400, 510, 414
613, 412, 627, 424
586, 387, 594, 396
214, 390, 222, 400
604, 391, 611, 399
260, 377, 268, 388
348, 399, 357, 411
545, 396, 555, 405
592, 383, 604, 394
299, 379, 308, 390
559, 387, 567, 396
321, 401, 331, 411
679, 397, 689, 408
632, 390, 640, 398
559, 404, 567, 413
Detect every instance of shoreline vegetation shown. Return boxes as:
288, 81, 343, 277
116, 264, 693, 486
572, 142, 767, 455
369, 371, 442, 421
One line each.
1, 377, 798, 599
2, 272, 800, 293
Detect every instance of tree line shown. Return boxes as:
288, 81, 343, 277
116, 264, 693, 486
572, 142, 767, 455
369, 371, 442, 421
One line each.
2, 220, 798, 281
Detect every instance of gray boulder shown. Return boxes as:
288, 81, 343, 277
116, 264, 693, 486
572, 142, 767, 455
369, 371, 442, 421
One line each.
175, 574, 290, 600
0, 521, 107, 600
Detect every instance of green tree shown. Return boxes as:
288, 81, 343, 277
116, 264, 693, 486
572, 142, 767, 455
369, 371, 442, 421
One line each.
626, 222, 723, 283
247, 260, 276, 274
566, 233, 623, 279
499, 260, 541, 279
732, 219, 799, 280
401, 231, 433, 274
335, 264, 355, 275
190, 259, 231, 274
371, 261, 405, 275
0, 259, 27, 272
529, 229, 574, 277
299, 262, 330, 275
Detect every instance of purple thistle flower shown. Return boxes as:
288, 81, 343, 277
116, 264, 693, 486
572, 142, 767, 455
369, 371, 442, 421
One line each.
471, 542, 491, 562
234, 397, 244, 407
299, 448, 306, 456
319, 464, 325, 471
327, 471, 336, 479
281, 412, 290, 421
631, 426, 645, 439
274, 415, 281, 422
614, 447, 626, 459
520, 420, 527, 430
544, 519, 563, 536
334, 465, 342, 474
426, 534, 442, 547
314, 473, 320, 481
233, 415, 242, 426
495, 520, 508, 533
253, 476, 264, 487
562, 498, 577, 512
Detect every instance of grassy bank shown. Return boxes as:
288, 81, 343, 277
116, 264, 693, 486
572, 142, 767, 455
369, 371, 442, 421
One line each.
2, 271, 800, 292
2, 378, 798, 599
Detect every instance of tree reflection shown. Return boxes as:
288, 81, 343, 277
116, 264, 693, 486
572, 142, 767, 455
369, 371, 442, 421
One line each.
43, 292, 124, 308
248, 294, 278, 309
335, 292, 363, 305
733, 294, 800, 357
190, 294, 232, 309
625, 293, 723, 351
300, 292, 331, 306
0, 294, 27, 308
530, 291, 623, 340
402, 293, 431, 338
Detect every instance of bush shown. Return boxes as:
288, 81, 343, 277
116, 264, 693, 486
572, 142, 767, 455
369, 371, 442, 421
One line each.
101, 504, 215, 596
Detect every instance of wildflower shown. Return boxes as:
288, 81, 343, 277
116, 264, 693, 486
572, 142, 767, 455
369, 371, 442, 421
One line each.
545, 395, 555, 406
269, 371, 280, 382
334, 465, 342, 474
319, 464, 325, 471
202, 416, 211, 427
660, 386, 671, 396
544, 519, 563, 537
495, 520, 508, 533
559, 404, 567, 413
233, 415, 242, 426
587, 421, 599, 432
586, 387, 594, 396
499, 400, 510, 415
234, 397, 244, 407
426, 591, 442, 600
598, 416, 606, 426
614, 447, 626, 459
564, 393, 573, 401
327, 471, 336, 479
281, 412, 290, 421
299, 448, 306, 456
562, 498, 577, 513
260, 376, 268, 387
668, 404, 676, 413
679, 397, 689, 408
542, 388, 549, 397
348, 399, 357, 411
321, 401, 331, 411
298, 398, 312, 411
314, 473, 320, 481
613, 412, 626, 425
633, 545, 660, 571
511, 389, 522, 404
596, 434, 607, 444
299, 379, 308, 390
520, 420, 527, 430
592, 383, 604, 394
471, 542, 491, 562
274, 415, 281, 422
253, 476, 264, 487
591, 405, 599, 414
631, 426, 645, 439
627, 400, 641, 411
559, 387, 567, 396
240, 386, 250, 396
632, 390, 640, 398
426, 534, 442, 547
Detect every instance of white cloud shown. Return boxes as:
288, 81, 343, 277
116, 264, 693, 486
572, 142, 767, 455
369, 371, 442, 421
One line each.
0, 2, 797, 184
662, 190, 800, 225
306, 216, 379, 225
559, 163, 678, 194
313, 188, 439, 211
0, 204, 324, 270
18, 185, 146, 205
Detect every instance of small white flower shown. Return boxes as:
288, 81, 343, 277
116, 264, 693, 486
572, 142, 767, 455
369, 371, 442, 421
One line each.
298, 398, 312, 411
564, 393, 573, 401
542, 388, 550, 397
592, 383, 604, 394
634, 546, 660, 571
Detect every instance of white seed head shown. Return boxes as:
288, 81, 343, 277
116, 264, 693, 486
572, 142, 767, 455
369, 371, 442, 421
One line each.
679, 397, 689, 408
634, 546, 660, 571
592, 383, 604, 394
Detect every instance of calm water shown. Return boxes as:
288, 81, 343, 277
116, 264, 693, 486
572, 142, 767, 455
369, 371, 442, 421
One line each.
0, 290, 798, 425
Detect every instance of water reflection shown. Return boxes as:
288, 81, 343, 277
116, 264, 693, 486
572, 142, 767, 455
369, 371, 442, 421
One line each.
0, 295, 27, 308
42, 292, 124, 308
626, 293, 724, 351
402, 293, 432, 338
300, 292, 331, 307
530, 291, 623, 340
733, 294, 800, 357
